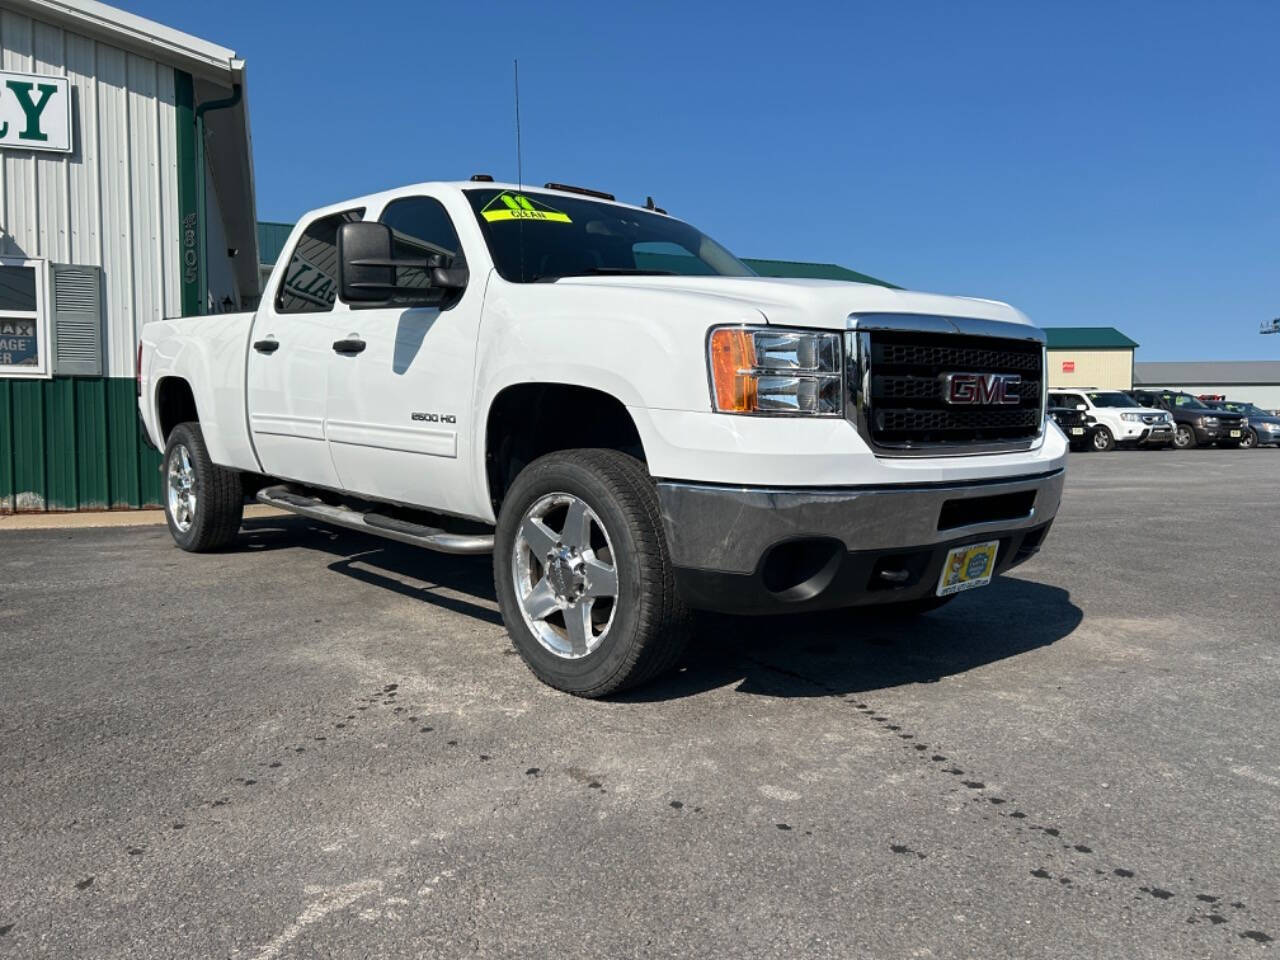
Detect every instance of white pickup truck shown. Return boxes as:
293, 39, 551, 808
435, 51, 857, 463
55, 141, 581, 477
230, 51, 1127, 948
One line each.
139, 179, 1066, 696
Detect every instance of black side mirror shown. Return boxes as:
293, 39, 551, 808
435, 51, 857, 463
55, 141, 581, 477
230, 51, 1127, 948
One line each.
338, 221, 394, 303
337, 222, 468, 306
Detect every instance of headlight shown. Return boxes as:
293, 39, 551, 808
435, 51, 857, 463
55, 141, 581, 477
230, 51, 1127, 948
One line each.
1121, 412, 1142, 422
1202, 416, 1219, 426
708, 326, 843, 416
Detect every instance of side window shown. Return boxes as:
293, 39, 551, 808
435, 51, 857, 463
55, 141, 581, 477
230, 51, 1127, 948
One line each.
275, 208, 365, 314
379, 196, 465, 294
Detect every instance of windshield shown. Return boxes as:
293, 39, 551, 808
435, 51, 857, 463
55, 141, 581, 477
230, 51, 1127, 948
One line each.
465, 188, 754, 283
1086, 391, 1137, 408
1171, 393, 1211, 410
1225, 402, 1265, 417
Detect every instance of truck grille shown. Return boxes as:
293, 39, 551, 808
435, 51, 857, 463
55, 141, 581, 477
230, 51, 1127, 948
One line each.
854, 329, 1044, 452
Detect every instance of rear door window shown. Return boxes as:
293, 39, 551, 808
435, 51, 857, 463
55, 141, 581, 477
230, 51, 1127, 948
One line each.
276, 209, 365, 314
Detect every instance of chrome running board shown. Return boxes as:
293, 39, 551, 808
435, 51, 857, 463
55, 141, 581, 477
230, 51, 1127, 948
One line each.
257, 485, 494, 555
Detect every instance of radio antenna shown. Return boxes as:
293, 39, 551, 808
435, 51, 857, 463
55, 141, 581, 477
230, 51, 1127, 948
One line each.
513, 59, 523, 191
513, 58, 527, 280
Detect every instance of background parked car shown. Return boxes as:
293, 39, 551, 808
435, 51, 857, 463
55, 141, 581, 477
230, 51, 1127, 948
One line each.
1048, 404, 1098, 451
1204, 399, 1280, 448
1131, 389, 1248, 449
1048, 389, 1174, 451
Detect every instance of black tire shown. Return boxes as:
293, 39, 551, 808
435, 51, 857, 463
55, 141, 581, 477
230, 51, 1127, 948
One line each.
1240, 429, 1258, 449
1173, 424, 1197, 449
494, 449, 691, 698
1091, 426, 1115, 452
866, 595, 955, 619
163, 422, 244, 552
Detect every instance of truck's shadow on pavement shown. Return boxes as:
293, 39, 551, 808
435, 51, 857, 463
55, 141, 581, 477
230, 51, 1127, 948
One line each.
628, 577, 1082, 701
238, 517, 1082, 700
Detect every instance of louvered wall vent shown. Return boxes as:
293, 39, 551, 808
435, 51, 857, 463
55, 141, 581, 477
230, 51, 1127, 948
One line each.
52, 264, 104, 376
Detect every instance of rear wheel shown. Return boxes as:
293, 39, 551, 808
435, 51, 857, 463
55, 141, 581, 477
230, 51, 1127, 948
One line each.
1091, 426, 1115, 452
163, 422, 244, 552
494, 449, 691, 697
1173, 424, 1197, 449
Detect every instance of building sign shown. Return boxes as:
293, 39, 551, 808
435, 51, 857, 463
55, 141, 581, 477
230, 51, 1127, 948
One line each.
0, 259, 50, 378
1061, 360, 1075, 373
0, 317, 39, 366
0, 71, 72, 154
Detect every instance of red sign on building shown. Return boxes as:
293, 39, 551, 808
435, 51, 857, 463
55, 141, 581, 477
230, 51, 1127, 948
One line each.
1061, 360, 1076, 373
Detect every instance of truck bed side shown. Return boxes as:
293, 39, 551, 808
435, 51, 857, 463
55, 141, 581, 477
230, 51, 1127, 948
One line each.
139, 311, 260, 472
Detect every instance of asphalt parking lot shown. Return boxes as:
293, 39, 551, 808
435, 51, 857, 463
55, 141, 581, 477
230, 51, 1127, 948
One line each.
1, 450, 1277, 959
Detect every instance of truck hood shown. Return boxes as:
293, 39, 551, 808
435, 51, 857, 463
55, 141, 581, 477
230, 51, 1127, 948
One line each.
550, 275, 1034, 331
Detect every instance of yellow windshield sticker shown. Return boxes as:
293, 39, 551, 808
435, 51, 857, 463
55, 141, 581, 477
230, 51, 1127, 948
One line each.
481, 191, 572, 224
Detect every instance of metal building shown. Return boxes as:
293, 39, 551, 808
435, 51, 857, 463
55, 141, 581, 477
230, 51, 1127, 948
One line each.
0, 0, 256, 512
1044, 327, 1139, 390
1135, 361, 1280, 412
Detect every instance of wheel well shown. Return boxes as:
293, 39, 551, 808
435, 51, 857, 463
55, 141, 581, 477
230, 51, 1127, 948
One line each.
485, 384, 645, 511
156, 378, 199, 442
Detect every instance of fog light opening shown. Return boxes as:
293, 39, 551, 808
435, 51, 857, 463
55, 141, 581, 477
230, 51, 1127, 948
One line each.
760, 538, 843, 602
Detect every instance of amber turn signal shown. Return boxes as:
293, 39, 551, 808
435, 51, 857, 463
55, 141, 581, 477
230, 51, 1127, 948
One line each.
708, 327, 758, 413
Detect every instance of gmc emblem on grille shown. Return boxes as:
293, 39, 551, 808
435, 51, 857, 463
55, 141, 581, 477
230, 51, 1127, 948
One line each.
942, 372, 1022, 406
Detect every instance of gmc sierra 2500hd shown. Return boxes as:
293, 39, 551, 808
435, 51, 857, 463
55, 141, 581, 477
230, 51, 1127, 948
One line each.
139, 180, 1066, 697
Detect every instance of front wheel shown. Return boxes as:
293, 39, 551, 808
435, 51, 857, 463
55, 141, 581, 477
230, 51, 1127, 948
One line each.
163, 422, 244, 551
1091, 426, 1116, 452
494, 449, 691, 698
1173, 424, 1197, 449
1240, 429, 1258, 449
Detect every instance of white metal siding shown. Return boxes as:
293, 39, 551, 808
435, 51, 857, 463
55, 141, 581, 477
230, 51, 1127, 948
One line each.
0, 7, 179, 378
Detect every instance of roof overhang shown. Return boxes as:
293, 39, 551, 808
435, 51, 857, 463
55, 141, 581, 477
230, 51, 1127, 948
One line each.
2, 0, 243, 85
196, 74, 259, 298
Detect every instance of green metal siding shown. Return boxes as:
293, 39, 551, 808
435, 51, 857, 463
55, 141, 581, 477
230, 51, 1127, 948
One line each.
257, 221, 294, 267
0, 376, 162, 512
175, 70, 200, 318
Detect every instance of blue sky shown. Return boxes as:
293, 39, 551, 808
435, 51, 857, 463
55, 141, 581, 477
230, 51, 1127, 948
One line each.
127, 0, 1277, 361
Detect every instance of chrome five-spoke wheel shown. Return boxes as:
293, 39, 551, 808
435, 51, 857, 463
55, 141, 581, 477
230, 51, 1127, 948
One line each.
511, 493, 619, 659
167, 443, 197, 532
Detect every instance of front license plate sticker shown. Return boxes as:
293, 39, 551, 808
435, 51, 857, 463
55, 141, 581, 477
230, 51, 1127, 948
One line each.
1230, 430, 1241, 438
937, 540, 999, 597
1070, 427, 1084, 435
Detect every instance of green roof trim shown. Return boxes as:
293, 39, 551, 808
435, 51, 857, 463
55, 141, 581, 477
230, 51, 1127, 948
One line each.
742, 258, 898, 289
1043, 326, 1139, 350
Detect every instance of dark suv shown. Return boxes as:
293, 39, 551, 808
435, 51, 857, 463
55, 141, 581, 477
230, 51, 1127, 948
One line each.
1131, 390, 1248, 449
1204, 399, 1280, 448
1047, 404, 1098, 451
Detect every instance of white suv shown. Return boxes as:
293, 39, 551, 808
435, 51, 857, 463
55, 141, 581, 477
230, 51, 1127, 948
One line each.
1048, 388, 1174, 451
